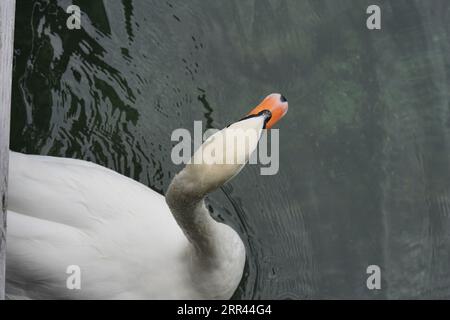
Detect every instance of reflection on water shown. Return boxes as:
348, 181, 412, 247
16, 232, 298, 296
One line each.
10, 0, 450, 298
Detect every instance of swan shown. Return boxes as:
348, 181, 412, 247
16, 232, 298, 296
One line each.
5, 93, 288, 299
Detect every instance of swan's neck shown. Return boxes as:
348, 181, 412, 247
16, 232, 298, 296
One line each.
164, 116, 267, 297
166, 174, 245, 299
165, 170, 239, 264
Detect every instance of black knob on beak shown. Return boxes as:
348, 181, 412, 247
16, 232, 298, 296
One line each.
280, 95, 288, 102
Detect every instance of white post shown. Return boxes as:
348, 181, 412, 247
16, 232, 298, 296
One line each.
0, 0, 16, 300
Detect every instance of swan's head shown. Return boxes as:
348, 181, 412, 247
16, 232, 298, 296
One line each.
168, 93, 288, 198
243, 93, 288, 129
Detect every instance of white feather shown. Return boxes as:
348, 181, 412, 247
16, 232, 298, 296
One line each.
6, 116, 265, 299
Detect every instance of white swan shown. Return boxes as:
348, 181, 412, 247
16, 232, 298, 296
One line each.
5, 93, 288, 299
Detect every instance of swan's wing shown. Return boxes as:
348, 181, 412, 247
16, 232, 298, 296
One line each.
6, 152, 194, 299
8, 151, 167, 230
5, 209, 95, 299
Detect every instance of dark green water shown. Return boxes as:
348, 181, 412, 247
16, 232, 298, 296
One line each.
10, 0, 450, 298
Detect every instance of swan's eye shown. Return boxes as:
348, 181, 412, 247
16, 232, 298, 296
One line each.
250, 109, 272, 129
259, 110, 272, 128
225, 109, 272, 128
236, 110, 270, 123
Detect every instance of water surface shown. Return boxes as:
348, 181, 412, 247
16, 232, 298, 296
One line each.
11, 0, 450, 298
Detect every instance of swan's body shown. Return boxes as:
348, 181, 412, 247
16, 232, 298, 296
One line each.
5, 94, 287, 300
7, 151, 212, 299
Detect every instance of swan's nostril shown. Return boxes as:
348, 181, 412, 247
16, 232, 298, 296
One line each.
280, 95, 288, 102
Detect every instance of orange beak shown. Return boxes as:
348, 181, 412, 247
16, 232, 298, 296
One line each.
247, 93, 288, 129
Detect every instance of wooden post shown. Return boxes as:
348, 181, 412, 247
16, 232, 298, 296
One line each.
0, 0, 15, 300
